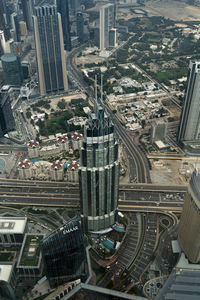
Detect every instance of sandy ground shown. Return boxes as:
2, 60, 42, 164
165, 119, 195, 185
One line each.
144, 0, 200, 21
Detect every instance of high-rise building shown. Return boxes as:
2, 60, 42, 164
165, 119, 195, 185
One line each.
0, 92, 15, 137
21, 0, 33, 31
1, 53, 23, 86
178, 169, 200, 263
41, 219, 86, 288
79, 95, 120, 233
10, 13, 21, 42
56, 0, 71, 51
177, 60, 200, 144
100, 3, 115, 50
70, 0, 80, 15
33, 3, 68, 95
109, 27, 117, 47
77, 12, 84, 43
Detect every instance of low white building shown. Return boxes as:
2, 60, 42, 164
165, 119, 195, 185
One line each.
0, 217, 27, 247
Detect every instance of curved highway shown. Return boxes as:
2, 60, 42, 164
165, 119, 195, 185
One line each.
66, 46, 150, 183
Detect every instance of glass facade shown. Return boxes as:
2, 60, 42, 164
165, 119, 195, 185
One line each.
178, 60, 200, 142
1, 54, 23, 86
79, 103, 119, 233
34, 4, 67, 94
41, 219, 86, 288
0, 92, 15, 137
56, 0, 71, 51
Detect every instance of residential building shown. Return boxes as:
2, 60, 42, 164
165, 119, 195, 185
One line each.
1, 53, 23, 86
71, 132, 83, 150
109, 28, 117, 47
18, 160, 64, 181
178, 169, 200, 263
100, 3, 115, 50
0, 92, 15, 137
57, 134, 69, 152
0, 217, 27, 247
56, 0, 71, 51
79, 100, 120, 233
27, 140, 39, 158
67, 161, 79, 182
41, 219, 86, 288
177, 60, 200, 144
33, 3, 68, 95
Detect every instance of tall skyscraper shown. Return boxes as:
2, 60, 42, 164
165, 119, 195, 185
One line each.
177, 60, 200, 144
56, 0, 71, 51
33, 3, 68, 95
41, 219, 86, 288
21, 0, 33, 31
79, 89, 120, 233
178, 169, 200, 263
1, 53, 23, 86
100, 3, 115, 50
0, 92, 15, 137
77, 12, 84, 43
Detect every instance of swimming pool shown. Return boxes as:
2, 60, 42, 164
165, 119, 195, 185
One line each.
103, 239, 115, 250
113, 224, 125, 232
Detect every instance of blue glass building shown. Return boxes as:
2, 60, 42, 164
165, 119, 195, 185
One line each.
41, 219, 86, 288
1, 54, 23, 86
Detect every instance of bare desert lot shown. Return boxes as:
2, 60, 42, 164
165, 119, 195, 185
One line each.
144, 0, 200, 21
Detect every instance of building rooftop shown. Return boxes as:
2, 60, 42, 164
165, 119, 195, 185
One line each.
57, 135, 68, 143
17, 234, 44, 268
0, 217, 27, 234
71, 132, 83, 140
0, 264, 13, 282
1, 53, 18, 63
51, 161, 63, 169
27, 140, 39, 148
18, 159, 31, 169
68, 161, 79, 170
155, 253, 200, 300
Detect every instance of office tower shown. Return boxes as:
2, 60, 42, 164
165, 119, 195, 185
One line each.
177, 60, 200, 144
0, 92, 15, 137
56, 0, 71, 51
10, 13, 21, 42
33, 3, 68, 95
70, 0, 80, 15
41, 219, 86, 288
100, 3, 115, 50
77, 12, 84, 42
178, 169, 200, 263
109, 28, 117, 47
79, 89, 120, 233
0, 31, 6, 55
1, 53, 23, 86
21, 0, 33, 31
150, 120, 167, 143
0, 5, 6, 31
19, 21, 27, 36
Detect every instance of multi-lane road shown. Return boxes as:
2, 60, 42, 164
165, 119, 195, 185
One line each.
0, 179, 186, 213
